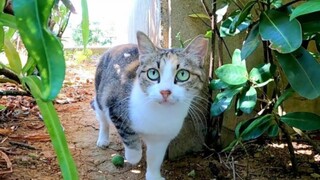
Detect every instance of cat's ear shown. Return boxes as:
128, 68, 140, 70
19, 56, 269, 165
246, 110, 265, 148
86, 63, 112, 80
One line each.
183, 35, 208, 66
136, 31, 157, 55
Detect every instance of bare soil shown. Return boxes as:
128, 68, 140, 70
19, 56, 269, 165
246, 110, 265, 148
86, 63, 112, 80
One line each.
0, 60, 319, 180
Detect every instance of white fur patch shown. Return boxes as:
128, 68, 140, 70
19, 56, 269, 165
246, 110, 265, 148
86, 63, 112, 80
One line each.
124, 53, 131, 57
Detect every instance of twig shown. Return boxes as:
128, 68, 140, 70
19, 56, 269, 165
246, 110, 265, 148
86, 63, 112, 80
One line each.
200, 0, 212, 16
9, 141, 36, 150
232, 157, 236, 180
0, 66, 20, 84
293, 127, 320, 154
0, 90, 31, 96
0, 150, 13, 175
191, 10, 211, 28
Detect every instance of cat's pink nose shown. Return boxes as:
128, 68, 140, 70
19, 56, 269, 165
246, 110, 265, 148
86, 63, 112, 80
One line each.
160, 90, 171, 100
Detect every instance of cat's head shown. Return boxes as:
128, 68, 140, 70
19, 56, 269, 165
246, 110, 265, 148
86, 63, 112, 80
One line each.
136, 31, 208, 105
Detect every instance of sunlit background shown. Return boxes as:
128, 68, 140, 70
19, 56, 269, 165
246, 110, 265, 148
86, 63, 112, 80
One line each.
64, 0, 133, 47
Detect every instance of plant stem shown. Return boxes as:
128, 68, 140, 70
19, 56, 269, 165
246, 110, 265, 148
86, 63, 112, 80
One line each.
293, 127, 320, 154
278, 121, 298, 175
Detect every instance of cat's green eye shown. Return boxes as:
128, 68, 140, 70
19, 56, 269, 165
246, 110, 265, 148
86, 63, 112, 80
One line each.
147, 68, 160, 81
175, 69, 190, 82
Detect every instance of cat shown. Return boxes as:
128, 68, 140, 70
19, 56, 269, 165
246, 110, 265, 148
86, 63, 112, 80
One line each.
92, 31, 208, 180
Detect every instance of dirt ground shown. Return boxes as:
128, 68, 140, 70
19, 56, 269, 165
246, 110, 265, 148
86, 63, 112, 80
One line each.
0, 59, 319, 180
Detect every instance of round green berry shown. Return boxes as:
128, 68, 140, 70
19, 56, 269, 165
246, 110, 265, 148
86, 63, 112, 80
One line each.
111, 154, 124, 167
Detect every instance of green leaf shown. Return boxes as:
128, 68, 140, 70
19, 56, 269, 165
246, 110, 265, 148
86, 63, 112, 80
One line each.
0, 0, 5, 11
239, 86, 257, 114
23, 76, 78, 179
205, 30, 213, 38
188, 13, 211, 20
290, 1, 320, 20
232, 49, 246, 68
240, 114, 273, 141
275, 47, 320, 99
216, 3, 229, 23
241, 23, 260, 60
211, 87, 243, 116
281, 112, 320, 131
296, 12, 320, 34
220, 10, 251, 37
267, 124, 279, 137
222, 139, 239, 152
0, 105, 5, 110
22, 56, 36, 76
209, 79, 230, 90
249, 63, 274, 84
81, 0, 89, 48
215, 64, 248, 85
259, 10, 302, 53
13, 0, 66, 101
0, 26, 3, 51
3, 38, 22, 74
235, 117, 255, 138
231, 1, 256, 33
0, 13, 17, 28
274, 88, 295, 109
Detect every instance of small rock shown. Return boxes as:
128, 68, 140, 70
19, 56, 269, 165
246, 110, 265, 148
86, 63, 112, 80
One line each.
188, 169, 196, 178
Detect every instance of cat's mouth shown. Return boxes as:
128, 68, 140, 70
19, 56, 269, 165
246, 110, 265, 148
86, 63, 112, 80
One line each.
158, 99, 176, 105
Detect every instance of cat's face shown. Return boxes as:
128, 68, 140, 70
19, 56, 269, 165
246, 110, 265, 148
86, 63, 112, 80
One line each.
136, 32, 208, 105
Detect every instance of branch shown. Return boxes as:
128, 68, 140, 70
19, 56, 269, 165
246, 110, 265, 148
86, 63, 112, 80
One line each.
0, 90, 31, 96
293, 127, 320, 154
0, 66, 20, 84
200, 0, 212, 16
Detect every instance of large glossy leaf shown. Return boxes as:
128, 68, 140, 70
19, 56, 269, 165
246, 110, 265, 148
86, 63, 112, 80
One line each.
297, 12, 320, 34
290, 0, 320, 20
231, 1, 256, 33
232, 49, 246, 69
220, 10, 251, 37
13, 0, 66, 100
215, 64, 248, 85
23, 76, 78, 179
239, 86, 257, 114
240, 114, 273, 141
211, 87, 243, 116
3, 38, 22, 74
0, 13, 17, 28
241, 23, 260, 60
259, 10, 302, 53
209, 79, 230, 90
216, 3, 229, 23
0, 26, 3, 51
267, 123, 279, 137
81, 0, 89, 48
275, 47, 320, 99
249, 63, 274, 84
281, 112, 320, 131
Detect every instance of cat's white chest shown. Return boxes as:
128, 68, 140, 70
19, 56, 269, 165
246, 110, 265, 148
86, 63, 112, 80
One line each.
129, 80, 190, 139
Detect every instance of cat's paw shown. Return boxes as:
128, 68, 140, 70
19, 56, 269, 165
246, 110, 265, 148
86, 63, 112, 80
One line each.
125, 147, 142, 164
96, 138, 110, 149
146, 172, 165, 180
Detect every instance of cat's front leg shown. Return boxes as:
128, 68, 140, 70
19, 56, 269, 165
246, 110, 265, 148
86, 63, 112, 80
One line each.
144, 138, 170, 180
94, 104, 110, 148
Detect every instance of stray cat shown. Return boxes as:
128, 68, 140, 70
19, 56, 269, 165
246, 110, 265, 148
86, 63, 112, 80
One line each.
92, 31, 208, 180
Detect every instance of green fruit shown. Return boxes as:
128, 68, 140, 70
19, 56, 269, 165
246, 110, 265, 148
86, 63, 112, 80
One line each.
111, 154, 124, 167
